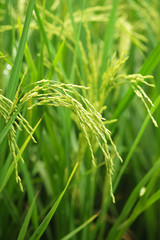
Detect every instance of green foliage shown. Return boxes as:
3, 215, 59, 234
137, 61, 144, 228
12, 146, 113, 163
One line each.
0, 0, 160, 239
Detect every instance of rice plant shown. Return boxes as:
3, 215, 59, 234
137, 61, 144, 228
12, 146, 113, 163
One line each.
0, 0, 160, 239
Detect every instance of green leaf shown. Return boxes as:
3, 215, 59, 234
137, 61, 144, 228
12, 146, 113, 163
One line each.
113, 169, 160, 240
47, 41, 65, 79
61, 211, 100, 240
6, 0, 36, 101
140, 41, 160, 75
17, 194, 38, 240
107, 158, 160, 240
99, 0, 119, 76
34, 4, 53, 61
29, 163, 79, 240
66, 0, 86, 83
18, 18, 38, 81
114, 95, 160, 192
20, 161, 38, 229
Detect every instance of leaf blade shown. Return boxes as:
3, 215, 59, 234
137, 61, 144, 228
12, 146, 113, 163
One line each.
6, 0, 36, 101
29, 163, 79, 240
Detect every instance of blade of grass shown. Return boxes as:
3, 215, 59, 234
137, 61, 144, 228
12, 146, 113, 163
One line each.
17, 194, 38, 240
20, 160, 38, 229
140, 41, 160, 75
66, 0, 86, 83
98, 0, 119, 100
61, 211, 100, 240
141, 189, 160, 212
0, 117, 42, 193
6, 0, 36, 101
34, 4, 69, 82
47, 40, 65, 79
115, 173, 160, 240
37, 0, 46, 80
2, 190, 21, 225
30, 162, 79, 240
65, 0, 76, 35
114, 94, 160, 192
18, 18, 38, 81
106, 157, 160, 240
34, 4, 53, 61
99, 0, 119, 77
